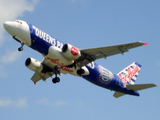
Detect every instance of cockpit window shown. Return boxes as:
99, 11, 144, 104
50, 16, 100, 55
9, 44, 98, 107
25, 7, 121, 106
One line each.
15, 20, 22, 24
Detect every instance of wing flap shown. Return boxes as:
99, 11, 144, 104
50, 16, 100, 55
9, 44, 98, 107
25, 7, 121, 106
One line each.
31, 72, 55, 83
94, 49, 128, 59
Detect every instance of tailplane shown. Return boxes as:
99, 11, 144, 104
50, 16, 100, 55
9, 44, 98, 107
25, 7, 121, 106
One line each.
114, 62, 156, 98
117, 62, 141, 85
113, 84, 156, 98
126, 84, 156, 91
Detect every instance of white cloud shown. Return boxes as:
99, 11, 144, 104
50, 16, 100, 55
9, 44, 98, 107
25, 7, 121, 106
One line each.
36, 97, 52, 106
0, 0, 38, 77
0, 98, 27, 108
0, 99, 12, 107
36, 97, 68, 107
0, 50, 22, 64
0, 0, 38, 45
54, 100, 68, 107
0, 50, 22, 78
14, 98, 28, 108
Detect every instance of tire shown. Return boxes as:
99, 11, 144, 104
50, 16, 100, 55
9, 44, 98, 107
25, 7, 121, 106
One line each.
55, 77, 60, 83
18, 47, 23, 51
52, 77, 60, 83
52, 78, 57, 83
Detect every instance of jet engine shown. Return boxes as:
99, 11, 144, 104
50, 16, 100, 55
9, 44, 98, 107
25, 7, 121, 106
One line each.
77, 66, 89, 76
62, 44, 81, 61
25, 57, 43, 72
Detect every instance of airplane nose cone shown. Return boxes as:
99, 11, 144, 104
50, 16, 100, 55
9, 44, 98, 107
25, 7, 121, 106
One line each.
3, 21, 10, 29
3, 21, 13, 30
3, 21, 16, 36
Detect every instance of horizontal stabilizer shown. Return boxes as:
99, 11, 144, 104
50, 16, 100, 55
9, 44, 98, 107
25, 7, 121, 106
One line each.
113, 92, 125, 98
113, 84, 156, 98
126, 84, 156, 91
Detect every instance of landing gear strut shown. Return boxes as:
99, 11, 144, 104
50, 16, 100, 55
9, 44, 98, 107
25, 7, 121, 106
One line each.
52, 66, 60, 84
18, 42, 24, 51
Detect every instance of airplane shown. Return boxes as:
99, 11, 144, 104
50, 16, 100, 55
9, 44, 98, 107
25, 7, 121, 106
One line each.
3, 20, 156, 98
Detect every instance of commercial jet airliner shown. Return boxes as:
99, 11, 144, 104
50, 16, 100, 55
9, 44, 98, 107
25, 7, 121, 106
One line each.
3, 20, 156, 98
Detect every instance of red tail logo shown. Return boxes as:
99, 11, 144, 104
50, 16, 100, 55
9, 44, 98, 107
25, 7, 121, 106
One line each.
118, 65, 139, 84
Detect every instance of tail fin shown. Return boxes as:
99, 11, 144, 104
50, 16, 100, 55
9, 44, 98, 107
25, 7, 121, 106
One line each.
117, 62, 141, 85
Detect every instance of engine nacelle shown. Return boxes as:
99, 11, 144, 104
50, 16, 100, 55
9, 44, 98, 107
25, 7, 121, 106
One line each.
77, 66, 89, 76
62, 44, 81, 61
25, 58, 43, 72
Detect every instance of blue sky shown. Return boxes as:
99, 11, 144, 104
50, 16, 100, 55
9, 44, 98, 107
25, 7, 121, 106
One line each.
0, 0, 160, 120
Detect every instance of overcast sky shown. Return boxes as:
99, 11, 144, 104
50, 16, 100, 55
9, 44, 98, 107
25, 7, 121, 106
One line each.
0, 0, 160, 120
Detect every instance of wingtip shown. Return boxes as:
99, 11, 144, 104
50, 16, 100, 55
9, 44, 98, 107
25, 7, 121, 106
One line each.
143, 42, 148, 46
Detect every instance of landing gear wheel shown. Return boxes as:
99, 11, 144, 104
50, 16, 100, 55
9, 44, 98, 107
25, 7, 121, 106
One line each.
52, 77, 60, 84
55, 77, 60, 83
18, 47, 23, 51
18, 42, 24, 51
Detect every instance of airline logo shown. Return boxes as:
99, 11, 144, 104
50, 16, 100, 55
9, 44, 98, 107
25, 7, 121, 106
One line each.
99, 66, 113, 83
71, 47, 79, 56
46, 58, 73, 72
118, 63, 140, 86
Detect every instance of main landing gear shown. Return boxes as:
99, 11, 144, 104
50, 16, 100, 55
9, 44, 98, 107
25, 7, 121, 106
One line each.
52, 77, 60, 83
18, 42, 24, 51
52, 66, 60, 84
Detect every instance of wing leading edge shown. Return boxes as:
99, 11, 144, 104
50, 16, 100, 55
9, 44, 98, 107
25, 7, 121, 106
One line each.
78, 42, 147, 67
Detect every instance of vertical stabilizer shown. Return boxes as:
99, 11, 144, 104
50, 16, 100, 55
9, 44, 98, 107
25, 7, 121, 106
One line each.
117, 62, 141, 85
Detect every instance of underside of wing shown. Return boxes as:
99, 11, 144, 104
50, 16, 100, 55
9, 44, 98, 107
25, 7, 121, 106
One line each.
29, 59, 56, 84
77, 42, 146, 66
31, 72, 55, 84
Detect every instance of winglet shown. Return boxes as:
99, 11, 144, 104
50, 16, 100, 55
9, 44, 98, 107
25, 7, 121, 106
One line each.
34, 82, 37, 85
143, 42, 148, 46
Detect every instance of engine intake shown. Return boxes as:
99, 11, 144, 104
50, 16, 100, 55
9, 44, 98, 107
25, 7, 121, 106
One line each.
25, 58, 43, 72
77, 66, 89, 76
62, 44, 81, 61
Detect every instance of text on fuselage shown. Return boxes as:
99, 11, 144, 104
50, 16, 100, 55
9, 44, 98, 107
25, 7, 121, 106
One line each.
32, 26, 63, 49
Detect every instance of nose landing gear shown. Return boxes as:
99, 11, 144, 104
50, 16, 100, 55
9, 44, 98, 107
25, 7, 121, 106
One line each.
12, 36, 25, 52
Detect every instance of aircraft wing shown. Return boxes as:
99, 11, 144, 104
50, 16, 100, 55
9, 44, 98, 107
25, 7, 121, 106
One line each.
77, 41, 147, 67
31, 72, 55, 84
30, 59, 55, 84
